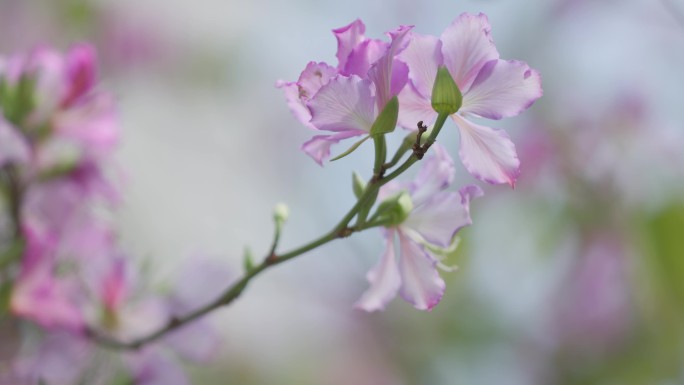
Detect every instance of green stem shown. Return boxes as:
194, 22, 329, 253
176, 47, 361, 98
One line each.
87, 115, 451, 351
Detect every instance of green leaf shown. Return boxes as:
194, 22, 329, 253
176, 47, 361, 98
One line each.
352, 172, 366, 199
369, 96, 399, 136
431, 66, 462, 115
330, 135, 370, 161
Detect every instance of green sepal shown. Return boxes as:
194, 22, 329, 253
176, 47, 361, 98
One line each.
369, 96, 399, 136
352, 172, 366, 199
431, 66, 462, 115
373, 191, 413, 227
243, 246, 255, 272
330, 135, 370, 162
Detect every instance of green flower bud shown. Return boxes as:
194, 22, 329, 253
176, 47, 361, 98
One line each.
374, 191, 413, 227
431, 66, 462, 115
273, 203, 290, 224
352, 171, 366, 199
369, 96, 399, 136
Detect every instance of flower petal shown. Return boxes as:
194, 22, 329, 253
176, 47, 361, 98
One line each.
397, 81, 437, 130
333, 19, 387, 77
297, 61, 338, 100
398, 33, 443, 99
301, 130, 366, 165
276, 80, 314, 129
441, 13, 499, 92
368, 25, 413, 110
403, 185, 482, 248
344, 39, 387, 78
0, 115, 30, 167
453, 114, 520, 186
333, 19, 366, 73
355, 231, 401, 312
409, 144, 455, 205
308, 75, 375, 133
397, 231, 445, 311
461, 59, 542, 120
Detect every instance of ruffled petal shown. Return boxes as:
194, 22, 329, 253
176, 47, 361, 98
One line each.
403, 185, 482, 248
0, 115, 30, 167
441, 13, 499, 92
276, 80, 314, 129
333, 19, 387, 77
368, 25, 413, 110
301, 130, 366, 165
397, 231, 445, 311
398, 33, 443, 99
355, 231, 401, 312
461, 59, 542, 120
397, 81, 437, 130
333, 19, 366, 72
454, 114, 520, 186
409, 144, 455, 205
344, 39, 387, 78
308, 75, 375, 133
297, 61, 338, 100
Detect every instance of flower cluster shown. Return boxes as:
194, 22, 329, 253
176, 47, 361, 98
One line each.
0, 45, 226, 385
280, 13, 541, 310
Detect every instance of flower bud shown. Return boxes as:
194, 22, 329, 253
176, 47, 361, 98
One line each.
352, 171, 366, 199
273, 203, 290, 224
431, 66, 462, 115
374, 192, 413, 226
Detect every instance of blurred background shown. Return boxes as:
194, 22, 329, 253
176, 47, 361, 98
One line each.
1, 0, 684, 383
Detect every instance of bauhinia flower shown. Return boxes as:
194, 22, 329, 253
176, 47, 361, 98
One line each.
278, 21, 412, 164
355, 146, 482, 311
397, 13, 543, 187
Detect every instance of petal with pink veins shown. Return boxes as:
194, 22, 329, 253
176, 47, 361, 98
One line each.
409, 144, 455, 205
402, 189, 477, 248
333, 20, 366, 72
453, 114, 520, 186
308, 75, 375, 133
461, 59, 542, 120
297, 61, 338, 100
397, 231, 445, 311
368, 25, 413, 110
441, 13, 499, 92
355, 231, 401, 312
301, 130, 367, 165
397, 81, 437, 130
398, 33, 443, 99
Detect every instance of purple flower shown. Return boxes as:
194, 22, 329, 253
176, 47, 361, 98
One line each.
397, 13, 542, 187
356, 146, 482, 311
278, 21, 412, 164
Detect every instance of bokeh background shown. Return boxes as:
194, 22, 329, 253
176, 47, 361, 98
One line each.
2, 0, 684, 383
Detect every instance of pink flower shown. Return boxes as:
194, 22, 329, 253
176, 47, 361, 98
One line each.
278, 21, 412, 164
355, 146, 482, 311
397, 13, 542, 187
